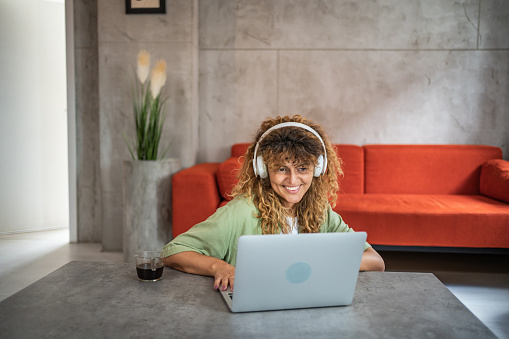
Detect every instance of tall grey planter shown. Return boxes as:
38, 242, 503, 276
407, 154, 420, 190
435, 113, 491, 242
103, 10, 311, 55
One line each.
123, 159, 181, 263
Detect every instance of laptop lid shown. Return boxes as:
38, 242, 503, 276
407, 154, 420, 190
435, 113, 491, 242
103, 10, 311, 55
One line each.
220, 232, 367, 312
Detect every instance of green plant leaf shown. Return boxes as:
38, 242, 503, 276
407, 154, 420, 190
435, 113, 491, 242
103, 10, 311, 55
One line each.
124, 56, 171, 161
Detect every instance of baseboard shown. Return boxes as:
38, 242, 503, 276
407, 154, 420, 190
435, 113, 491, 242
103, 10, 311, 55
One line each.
0, 226, 69, 236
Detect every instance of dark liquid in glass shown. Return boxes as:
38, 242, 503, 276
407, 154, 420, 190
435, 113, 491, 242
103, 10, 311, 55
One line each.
136, 263, 164, 281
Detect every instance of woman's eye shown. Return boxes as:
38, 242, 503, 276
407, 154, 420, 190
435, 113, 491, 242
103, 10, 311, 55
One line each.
299, 167, 309, 172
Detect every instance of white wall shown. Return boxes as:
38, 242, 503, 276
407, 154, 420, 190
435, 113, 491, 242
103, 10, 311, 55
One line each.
0, 0, 68, 234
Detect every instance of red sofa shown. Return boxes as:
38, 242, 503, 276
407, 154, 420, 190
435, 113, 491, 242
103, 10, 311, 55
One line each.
172, 144, 509, 249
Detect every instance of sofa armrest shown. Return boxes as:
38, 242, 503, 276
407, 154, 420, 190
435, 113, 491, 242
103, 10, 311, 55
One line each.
480, 159, 509, 203
172, 163, 221, 238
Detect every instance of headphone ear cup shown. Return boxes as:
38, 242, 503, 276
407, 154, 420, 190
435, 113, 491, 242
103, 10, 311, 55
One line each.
314, 155, 324, 177
256, 155, 268, 179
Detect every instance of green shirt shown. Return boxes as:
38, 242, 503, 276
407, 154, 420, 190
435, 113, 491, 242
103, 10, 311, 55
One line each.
162, 195, 371, 266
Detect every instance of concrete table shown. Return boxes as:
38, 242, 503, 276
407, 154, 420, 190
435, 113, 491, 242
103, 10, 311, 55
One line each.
0, 261, 496, 338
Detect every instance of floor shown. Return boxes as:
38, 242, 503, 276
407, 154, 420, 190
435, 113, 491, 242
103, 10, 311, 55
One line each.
382, 250, 509, 339
0, 230, 508, 338
0, 229, 123, 302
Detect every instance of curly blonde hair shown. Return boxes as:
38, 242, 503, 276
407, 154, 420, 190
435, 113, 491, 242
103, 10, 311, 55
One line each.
231, 115, 343, 234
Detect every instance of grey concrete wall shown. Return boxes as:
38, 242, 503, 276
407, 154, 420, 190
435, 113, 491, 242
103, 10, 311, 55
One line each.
198, 0, 509, 162
74, 0, 102, 243
96, 0, 198, 250
72, 0, 199, 249
74, 0, 508, 248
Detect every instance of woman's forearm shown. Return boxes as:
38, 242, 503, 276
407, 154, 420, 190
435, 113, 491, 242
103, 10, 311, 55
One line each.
164, 251, 236, 290
360, 247, 386, 271
164, 251, 218, 276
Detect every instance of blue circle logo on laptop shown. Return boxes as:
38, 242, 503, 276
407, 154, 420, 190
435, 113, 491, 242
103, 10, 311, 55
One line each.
286, 262, 312, 284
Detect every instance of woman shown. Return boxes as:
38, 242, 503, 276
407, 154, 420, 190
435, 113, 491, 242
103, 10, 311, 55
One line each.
163, 115, 385, 291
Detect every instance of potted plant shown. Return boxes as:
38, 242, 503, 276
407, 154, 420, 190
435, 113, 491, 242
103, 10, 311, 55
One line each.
122, 50, 181, 263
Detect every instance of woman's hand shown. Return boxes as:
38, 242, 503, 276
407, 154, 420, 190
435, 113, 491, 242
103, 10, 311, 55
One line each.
164, 251, 236, 290
211, 260, 236, 291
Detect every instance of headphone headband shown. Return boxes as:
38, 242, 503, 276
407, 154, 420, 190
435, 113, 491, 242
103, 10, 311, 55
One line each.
252, 122, 328, 178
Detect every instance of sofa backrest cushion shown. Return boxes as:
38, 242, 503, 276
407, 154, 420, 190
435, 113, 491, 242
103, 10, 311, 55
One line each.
334, 145, 364, 194
217, 143, 364, 200
231, 143, 250, 157
364, 145, 502, 194
217, 157, 243, 201
216, 144, 250, 201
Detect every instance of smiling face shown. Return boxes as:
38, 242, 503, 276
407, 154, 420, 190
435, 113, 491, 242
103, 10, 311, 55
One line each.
268, 157, 314, 213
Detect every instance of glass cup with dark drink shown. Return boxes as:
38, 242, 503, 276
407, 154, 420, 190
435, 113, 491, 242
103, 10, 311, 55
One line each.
135, 251, 164, 282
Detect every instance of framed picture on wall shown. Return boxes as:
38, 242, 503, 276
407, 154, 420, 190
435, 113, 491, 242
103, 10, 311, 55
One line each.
126, 0, 166, 14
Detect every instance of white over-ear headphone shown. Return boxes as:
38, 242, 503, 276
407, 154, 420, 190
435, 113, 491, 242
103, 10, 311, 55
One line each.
252, 122, 328, 179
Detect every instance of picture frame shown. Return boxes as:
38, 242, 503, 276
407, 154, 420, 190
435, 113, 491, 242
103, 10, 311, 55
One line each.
126, 0, 166, 14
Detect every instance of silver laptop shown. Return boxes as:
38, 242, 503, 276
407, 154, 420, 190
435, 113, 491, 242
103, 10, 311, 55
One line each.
220, 232, 367, 312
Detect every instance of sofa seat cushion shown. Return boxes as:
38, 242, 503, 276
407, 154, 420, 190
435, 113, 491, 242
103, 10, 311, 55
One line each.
335, 194, 509, 248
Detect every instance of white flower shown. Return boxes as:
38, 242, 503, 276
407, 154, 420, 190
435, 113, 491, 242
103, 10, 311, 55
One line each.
150, 59, 167, 98
137, 50, 150, 84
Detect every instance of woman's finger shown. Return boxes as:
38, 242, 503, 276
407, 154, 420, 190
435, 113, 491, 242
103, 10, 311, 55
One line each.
214, 277, 222, 290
